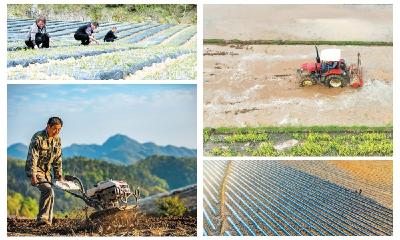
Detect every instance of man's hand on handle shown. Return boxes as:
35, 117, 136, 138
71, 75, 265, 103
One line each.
57, 175, 64, 182
31, 174, 63, 186
31, 175, 38, 186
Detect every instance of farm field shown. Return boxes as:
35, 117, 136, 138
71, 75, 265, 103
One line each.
7, 18, 197, 80
203, 44, 392, 127
203, 5, 393, 157
283, 161, 392, 209
203, 160, 393, 236
204, 5, 392, 41
8, 208, 196, 236
8, 184, 197, 236
204, 126, 393, 156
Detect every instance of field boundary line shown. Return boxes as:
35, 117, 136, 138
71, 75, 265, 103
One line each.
204, 39, 393, 47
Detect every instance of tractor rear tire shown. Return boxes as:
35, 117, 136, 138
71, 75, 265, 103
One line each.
326, 75, 346, 88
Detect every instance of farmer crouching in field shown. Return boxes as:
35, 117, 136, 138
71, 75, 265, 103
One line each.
25, 117, 64, 226
74, 22, 99, 45
25, 16, 52, 49
104, 26, 118, 42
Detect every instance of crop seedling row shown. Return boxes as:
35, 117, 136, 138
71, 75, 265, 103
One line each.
7, 18, 197, 80
204, 127, 393, 156
203, 160, 393, 236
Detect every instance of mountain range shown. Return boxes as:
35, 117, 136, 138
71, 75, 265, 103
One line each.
7, 134, 196, 165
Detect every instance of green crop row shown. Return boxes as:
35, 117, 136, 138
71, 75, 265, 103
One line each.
138, 53, 196, 80
288, 139, 393, 156
204, 126, 392, 138
225, 133, 268, 143
209, 139, 392, 156
7, 42, 134, 60
209, 147, 237, 157
293, 132, 390, 142
203, 39, 393, 46
205, 128, 393, 156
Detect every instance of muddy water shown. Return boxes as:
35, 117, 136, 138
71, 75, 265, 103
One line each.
204, 45, 392, 127
204, 5, 393, 42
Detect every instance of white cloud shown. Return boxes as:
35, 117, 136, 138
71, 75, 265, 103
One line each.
32, 93, 48, 98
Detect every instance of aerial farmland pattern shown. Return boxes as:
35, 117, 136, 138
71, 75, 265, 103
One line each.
7, 18, 196, 80
203, 160, 393, 236
203, 5, 393, 157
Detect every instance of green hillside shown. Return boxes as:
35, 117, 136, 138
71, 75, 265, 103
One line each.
8, 4, 197, 24
7, 155, 196, 217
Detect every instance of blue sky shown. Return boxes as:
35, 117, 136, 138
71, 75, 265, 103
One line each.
8, 84, 197, 149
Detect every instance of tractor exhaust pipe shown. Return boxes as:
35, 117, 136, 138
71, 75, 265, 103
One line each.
315, 45, 320, 63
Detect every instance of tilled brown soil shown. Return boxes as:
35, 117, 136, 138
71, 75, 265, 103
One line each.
7, 208, 196, 236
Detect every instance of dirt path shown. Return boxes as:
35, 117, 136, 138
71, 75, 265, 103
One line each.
7, 208, 196, 236
204, 45, 392, 127
204, 5, 392, 41
218, 160, 232, 235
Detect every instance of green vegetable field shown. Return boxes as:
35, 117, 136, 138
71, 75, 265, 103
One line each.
204, 126, 393, 156
7, 18, 196, 80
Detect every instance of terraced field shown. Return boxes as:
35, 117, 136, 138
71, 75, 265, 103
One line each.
7, 18, 197, 80
203, 160, 393, 236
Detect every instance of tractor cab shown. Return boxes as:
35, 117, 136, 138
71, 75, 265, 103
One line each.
319, 49, 346, 75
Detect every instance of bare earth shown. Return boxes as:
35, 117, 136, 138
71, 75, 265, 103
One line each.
7, 185, 197, 236
7, 210, 196, 237
203, 45, 393, 127
204, 5, 392, 41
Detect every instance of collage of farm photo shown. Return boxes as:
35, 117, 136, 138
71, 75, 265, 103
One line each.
3, 1, 396, 239
202, 4, 393, 237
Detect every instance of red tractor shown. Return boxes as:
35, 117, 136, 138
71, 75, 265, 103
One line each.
297, 46, 363, 88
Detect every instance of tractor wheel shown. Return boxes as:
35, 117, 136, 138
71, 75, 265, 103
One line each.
300, 76, 317, 87
326, 75, 346, 88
